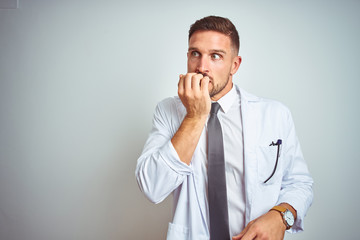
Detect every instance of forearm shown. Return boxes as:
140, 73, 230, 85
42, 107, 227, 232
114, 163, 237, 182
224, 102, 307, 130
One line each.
171, 115, 207, 165
276, 181, 313, 233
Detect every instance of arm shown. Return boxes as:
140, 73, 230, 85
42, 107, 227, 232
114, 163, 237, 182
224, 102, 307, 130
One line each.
232, 203, 296, 240
171, 73, 211, 165
275, 109, 313, 233
233, 108, 313, 239
135, 73, 210, 203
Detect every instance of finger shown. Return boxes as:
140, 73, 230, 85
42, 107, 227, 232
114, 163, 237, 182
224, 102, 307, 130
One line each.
184, 73, 195, 91
233, 221, 253, 240
178, 74, 184, 83
191, 74, 203, 92
239, 227, 257, 240
233, 228, 246, 239
178, 74, 185, 96
178, 74, 184, 88
200, 76, 210, 94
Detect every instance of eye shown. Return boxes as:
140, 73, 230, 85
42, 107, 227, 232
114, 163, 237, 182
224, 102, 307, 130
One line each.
191, 51, 200, 57
211, 53, 221, 60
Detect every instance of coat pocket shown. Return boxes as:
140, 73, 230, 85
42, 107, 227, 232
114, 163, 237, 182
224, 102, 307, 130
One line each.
256, 145, 283, 185
167, 222, 189, 240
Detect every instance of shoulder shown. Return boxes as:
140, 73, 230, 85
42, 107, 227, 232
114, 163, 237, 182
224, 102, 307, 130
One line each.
156, 96, 183, 113
157, 96, 182, 108
154, 96, 186, 121
236, 85, 291, 115
152, 96, 185, 132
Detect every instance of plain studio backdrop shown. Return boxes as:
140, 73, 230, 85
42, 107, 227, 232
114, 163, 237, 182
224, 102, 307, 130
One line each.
0, 0, 359, 239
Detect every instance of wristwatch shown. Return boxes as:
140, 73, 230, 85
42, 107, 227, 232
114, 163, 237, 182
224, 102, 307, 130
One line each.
270, 206, 295, 230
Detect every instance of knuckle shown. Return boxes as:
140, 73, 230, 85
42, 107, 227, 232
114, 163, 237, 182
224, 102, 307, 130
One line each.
250, 223, 259, 232
192, 74, 202, 81
262, 233, 270, 240
186, 73, 195, 79
184, 91, 192, 99
193, 94, 201, 101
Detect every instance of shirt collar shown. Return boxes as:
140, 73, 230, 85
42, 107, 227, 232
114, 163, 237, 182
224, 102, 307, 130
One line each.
214, 84, 237, 114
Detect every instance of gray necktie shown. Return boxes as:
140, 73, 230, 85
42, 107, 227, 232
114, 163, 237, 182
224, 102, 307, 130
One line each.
207, 102, 230, 240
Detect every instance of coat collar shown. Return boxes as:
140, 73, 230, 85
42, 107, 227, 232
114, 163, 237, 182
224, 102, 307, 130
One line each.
235, 85, 262, 103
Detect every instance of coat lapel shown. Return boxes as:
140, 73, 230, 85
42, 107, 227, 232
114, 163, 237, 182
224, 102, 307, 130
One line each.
238, 86, 260, 224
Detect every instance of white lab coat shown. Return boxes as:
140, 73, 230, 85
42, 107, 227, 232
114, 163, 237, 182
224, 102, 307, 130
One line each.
136, 86, 313, 240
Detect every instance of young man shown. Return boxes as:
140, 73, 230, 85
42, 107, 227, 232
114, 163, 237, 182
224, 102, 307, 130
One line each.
136, 16, 313, 240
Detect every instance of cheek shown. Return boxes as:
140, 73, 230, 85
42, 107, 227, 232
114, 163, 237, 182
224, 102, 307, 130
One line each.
216, 62, 232, 76
212, 64, 228, 77
187, 60, 195, 72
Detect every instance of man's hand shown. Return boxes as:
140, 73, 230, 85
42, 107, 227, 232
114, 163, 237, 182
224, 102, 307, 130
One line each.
178, 73, 211, 119
232, 210, 286, 240
171, 73, 211, 165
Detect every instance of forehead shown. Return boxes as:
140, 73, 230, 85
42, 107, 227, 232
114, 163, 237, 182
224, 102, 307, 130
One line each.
188, 30, 232, 50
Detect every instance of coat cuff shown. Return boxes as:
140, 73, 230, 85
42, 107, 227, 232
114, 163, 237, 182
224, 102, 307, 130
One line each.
277, 191, 313, 233
159, 141, 193, 175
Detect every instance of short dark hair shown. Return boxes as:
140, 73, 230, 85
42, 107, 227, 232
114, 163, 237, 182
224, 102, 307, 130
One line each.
189, 16, 240, 54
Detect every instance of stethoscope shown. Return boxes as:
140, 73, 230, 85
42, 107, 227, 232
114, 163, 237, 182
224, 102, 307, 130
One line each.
263, 139, 282, 184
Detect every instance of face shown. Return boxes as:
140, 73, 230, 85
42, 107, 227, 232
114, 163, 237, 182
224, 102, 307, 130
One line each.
187, 30, 241, 100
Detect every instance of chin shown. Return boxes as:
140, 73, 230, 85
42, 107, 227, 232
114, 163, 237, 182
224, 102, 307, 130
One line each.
208, 87, 214, 97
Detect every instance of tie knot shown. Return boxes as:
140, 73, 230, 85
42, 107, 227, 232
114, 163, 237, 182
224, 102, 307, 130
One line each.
211, 102, 221, 114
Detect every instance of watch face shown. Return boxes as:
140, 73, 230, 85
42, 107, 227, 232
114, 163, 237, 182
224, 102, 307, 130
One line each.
284, 210, 294, 226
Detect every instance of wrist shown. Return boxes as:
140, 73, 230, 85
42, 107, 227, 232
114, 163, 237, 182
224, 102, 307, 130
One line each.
278, 203, 297, 220
268, 210, 287, 231
270, 205, 295, 230
184, 113, 208, 122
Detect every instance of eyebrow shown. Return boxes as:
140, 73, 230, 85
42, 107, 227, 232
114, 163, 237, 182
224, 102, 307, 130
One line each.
188, 47, 227, 55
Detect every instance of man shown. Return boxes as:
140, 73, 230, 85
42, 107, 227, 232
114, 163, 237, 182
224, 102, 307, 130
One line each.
136, 16, 313, 240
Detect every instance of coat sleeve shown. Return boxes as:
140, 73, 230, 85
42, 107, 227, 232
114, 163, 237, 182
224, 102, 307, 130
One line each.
277, 109, 314, 233
135, 98, 192, 204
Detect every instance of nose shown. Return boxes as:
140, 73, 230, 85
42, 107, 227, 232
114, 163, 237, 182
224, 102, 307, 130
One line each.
196, 56, 209, 74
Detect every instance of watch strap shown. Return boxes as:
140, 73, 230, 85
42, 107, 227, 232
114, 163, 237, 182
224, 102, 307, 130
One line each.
271, 205, 287, 213
270, 206, 292, 230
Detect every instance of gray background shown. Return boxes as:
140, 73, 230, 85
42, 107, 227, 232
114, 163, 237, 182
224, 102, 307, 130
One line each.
1, 0, 359, 239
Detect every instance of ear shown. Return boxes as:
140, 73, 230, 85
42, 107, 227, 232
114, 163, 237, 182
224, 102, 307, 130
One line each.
231, 56, 242, 75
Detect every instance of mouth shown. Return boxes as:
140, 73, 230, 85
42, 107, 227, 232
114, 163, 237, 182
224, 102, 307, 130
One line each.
197, 71, 212, 79
203, 74, 213, 82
